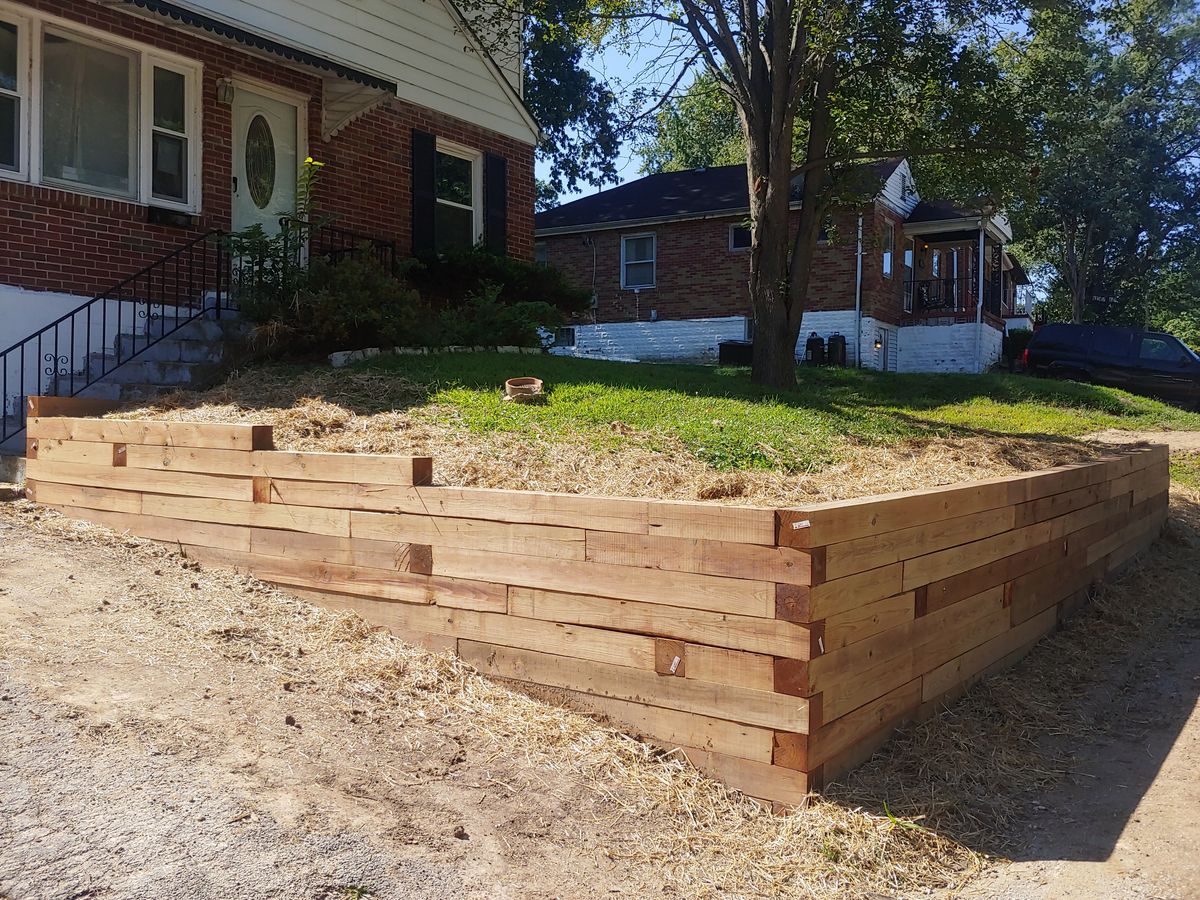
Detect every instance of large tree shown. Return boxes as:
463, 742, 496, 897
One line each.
1005, 0, 1200, 325
467, 0, 1025, 387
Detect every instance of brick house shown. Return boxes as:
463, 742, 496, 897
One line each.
0, 0, 537, 418
535, 160, 1029, 373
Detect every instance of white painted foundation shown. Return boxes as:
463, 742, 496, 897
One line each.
504, 311, 1004, 374
1, 284, 173, 416
896, 321, 1004, 374
550, 316, 750, 364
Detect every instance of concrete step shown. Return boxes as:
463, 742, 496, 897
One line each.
115, 334, 225, 364
91, 358, 217, 387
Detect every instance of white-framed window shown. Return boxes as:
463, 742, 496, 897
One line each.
0, 11, 27, 176
434, 138, 482, 252
0, 4, 201, 210
534, 241, 548, 265
729, 224, 751, 251
882, 221, 895, 278
621, 232, 655, 288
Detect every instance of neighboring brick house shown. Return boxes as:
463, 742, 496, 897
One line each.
0, 0, 537, 408
535, 159, 1029, 373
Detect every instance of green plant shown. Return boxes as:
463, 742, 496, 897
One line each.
1005, 328, 1035, 362
248, 253, 427, 353
431, 283, 562, 348
227, 156, 329, 323
409, 246, 590, 314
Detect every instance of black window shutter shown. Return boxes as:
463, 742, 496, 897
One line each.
484, 153, 507, 255
411, 129, 436, 256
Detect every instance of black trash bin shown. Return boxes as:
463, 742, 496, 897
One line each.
718, 339, 754, 366
827, 332, 847, 367
804, 332, 826, 366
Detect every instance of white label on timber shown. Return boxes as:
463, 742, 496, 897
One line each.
670, 656, 681, 674
792, 520, 811, 530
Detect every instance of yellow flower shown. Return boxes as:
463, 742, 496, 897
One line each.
304, 156, 326, 168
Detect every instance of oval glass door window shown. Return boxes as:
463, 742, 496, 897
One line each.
246, 114, 276, 210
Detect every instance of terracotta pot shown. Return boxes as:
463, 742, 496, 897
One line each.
503, 376, 544, 403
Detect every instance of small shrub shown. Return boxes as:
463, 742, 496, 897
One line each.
241, 253, 429, 354
1005, 327, 1035, 362
409, 246, 590, 314
432, 284, 563, 348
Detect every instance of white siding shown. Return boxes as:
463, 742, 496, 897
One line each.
878, 159, 921, 218
180, 0, 537, 143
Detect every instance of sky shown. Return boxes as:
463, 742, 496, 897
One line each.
534, 34, 689, 205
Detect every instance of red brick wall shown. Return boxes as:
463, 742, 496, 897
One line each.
541, 206, 886, 323
0, 0, 534, 299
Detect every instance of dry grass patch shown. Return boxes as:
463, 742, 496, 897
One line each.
7, 492, 1199, 897
114, 366, 1105, 506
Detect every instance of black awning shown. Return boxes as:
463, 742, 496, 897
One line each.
123, 0, 398, 94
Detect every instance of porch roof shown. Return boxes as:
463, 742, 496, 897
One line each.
903, 199, 1013, 243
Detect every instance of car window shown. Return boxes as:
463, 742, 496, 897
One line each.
1032, 325, 1081, 352
1139, 335, 1189, 363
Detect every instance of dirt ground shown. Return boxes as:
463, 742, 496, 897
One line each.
1088, 429, 1200, 453
3, 491, 1200, 899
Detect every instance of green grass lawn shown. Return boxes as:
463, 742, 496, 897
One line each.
336, 354, 1200, 472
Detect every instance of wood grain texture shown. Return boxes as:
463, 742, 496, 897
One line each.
28, 417, 272, 450
458, 641, 809, 732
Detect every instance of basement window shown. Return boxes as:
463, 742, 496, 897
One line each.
729, 224, 751, 251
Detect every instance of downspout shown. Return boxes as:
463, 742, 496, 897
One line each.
854, 214, 864, 366
974, 219, 986, 373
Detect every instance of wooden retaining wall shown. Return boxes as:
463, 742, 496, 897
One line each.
23, 403, 1170, 807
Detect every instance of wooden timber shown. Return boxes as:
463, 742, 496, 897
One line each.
23, 402, 1170, 807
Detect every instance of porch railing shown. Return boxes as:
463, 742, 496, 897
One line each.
904, 276, 1003, 318
280, 219, 398, 273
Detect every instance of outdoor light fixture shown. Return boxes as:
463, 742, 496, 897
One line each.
215, 78, 235, 104
874, 336, 883, 350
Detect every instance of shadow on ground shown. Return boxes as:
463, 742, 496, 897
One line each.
828, 491, 1200, 871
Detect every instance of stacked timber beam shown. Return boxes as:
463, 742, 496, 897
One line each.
22, 400, 1169, 807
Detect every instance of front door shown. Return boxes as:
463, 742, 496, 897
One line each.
231, 87, 300, 235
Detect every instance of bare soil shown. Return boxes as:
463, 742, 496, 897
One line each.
1088, 429, 1200, 453
3, 489, 1200, 899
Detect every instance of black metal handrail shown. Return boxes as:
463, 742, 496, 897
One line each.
904, 276, 1003, 317
1, 230, 230, 443
280, 218, 398, 273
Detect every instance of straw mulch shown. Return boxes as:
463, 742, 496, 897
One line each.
113, 367, 1105, 505
9, 489, 1199, 898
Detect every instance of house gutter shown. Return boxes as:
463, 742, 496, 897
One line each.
854, 214, 864, 367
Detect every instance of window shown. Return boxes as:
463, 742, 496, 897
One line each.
0, 10, 199, 209
42, 30, 137, 196
534, 241, 548, 265
0, 17, 22, 173
931, 249, 941, 277
882, 221, 895, 278
729, 224, 751, 251
1139, 335, 1188, 364
150, 66, 189, 203
621, 233, 655, 288
434, 143, 481, 252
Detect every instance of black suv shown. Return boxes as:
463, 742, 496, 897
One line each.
1024, 323, 1200, 406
